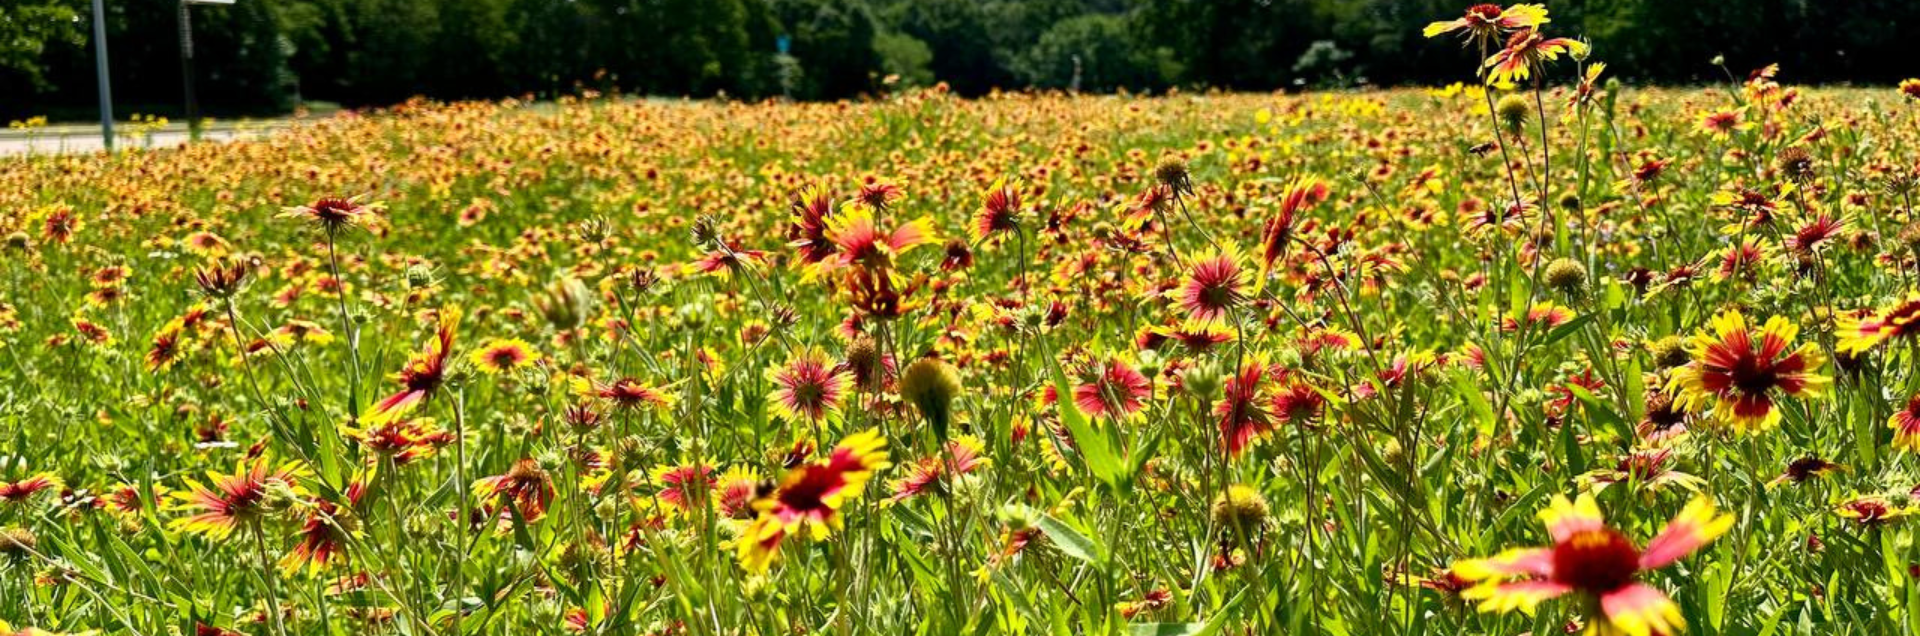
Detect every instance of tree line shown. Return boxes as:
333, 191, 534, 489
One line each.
4, 0, 1916, 120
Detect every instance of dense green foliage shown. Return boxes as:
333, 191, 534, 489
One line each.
4, 0, 1918, 119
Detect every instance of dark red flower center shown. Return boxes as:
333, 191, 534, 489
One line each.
778, 466, 840, 514
1552, 529, 1641, 593
488, 348, 524, 368
1728, 355, 1781, 395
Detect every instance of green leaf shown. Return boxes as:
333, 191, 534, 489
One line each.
1049, 356, 1122, 486
1540, 313, 1597, 348
1036, 512, 1106, 566
1449, 371, 1496, 436
1128, 588, 1247, 636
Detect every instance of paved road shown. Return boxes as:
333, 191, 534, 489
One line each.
0, 122, 294, 156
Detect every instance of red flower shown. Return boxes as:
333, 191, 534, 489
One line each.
1423, 3, 1548, 46
1670, 310, 1829, 432
1072, 358, 1153, 420
1260, 177, 1329, 282
1216, 360, 1273, 458
368, 308, 460, 423
973, 180, 1026, 242
1891, 395, 1920, 452
169, 460, 306, 539
473, 459, 556, 522
595, 377, 675, 410
787, 186, 840, 265
1176, 248, 1249, 323
1455, 494, 1733, 636
1482, 28, 1587, 88
0, 473, 62, 504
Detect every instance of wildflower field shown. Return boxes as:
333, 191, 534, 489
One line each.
6, 7, 1920, 636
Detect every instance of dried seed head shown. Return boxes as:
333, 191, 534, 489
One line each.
1898, 221, 1920, 253
0, 526, 36, 558
1155, 159, 1193, 195
1543, 258, 1588, 295
845, 336, 881, 389
1776, 147, 1816, 183
1211, 484, 1269, 535
1495, 94, 1533, 135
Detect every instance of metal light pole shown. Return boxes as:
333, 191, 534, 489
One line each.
179, 0, 234, 138
91, 0, 113, 150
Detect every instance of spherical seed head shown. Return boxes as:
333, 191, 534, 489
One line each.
1650, 335, 1691, 369
1178, 361, 1224, 401
613, 435, 647, 473
845, 336, 881, 388
689, 215, 721, 247
1544, 258, 1588, 294
1495, 94, 1532, 134
1155, 159, 1193, 195
0, 526, 36, 557
3, 231, 28, 250
1776, 147, 1816, 183
405, 264, 435, 289
900, 357, 962, 431
1557, 193, 1583, 211
557, 539, 612, 585
1211, 484, 1269, 532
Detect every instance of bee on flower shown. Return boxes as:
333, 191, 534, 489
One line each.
472, 459, 556, 523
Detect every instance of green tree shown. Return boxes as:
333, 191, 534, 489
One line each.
0, 0, 86, 93
771, 0, 880, 99
1012, 13, 1177, 92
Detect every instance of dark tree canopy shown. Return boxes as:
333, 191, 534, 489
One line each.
5, 0, 1916, 120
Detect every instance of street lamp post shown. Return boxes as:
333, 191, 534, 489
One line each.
91, 0, 113, 150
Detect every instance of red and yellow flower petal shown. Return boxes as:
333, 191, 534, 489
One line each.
735, 515, 788, 573
1889, 399, 1920, 452
1539, 493, 1606, 542
1452, 547, 1554, 582
1639, 496, 1735, 570
1462, 579, 1572, 613
1598, 583, 1684, 636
